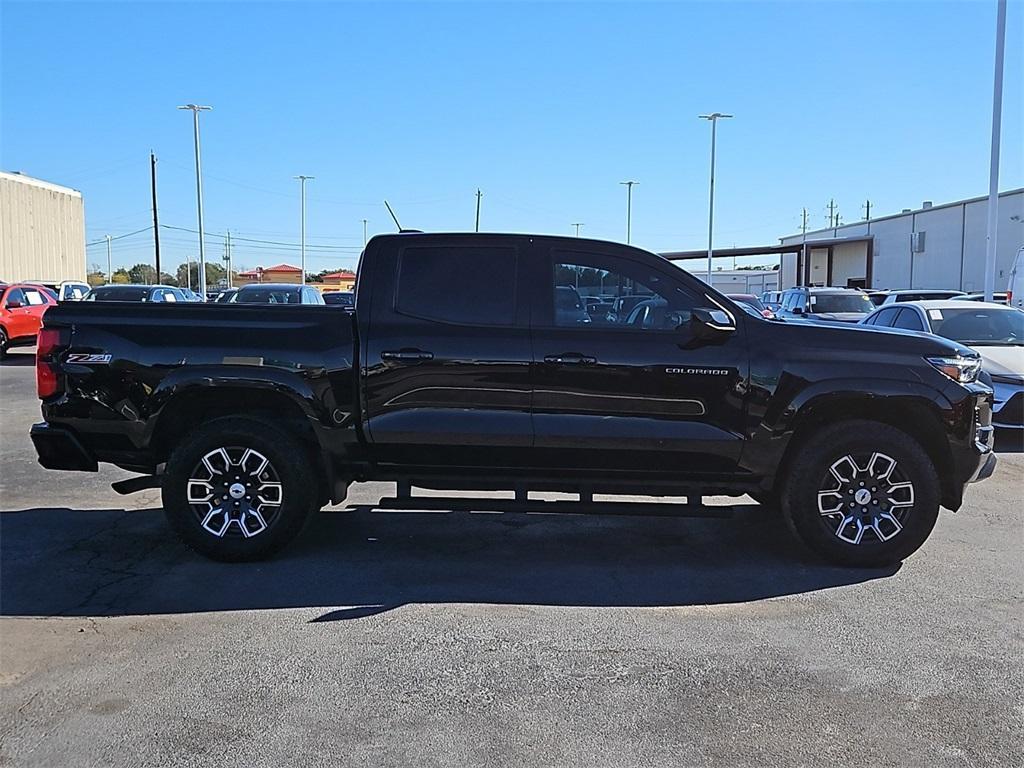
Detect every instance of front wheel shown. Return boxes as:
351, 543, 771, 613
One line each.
0, 328, 8, 360
781, 420, 940, 567
162, 417, 318, 561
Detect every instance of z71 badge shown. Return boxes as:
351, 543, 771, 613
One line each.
66, 353, 112, 364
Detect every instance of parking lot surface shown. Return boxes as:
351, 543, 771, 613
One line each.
1, 346, 1022, 767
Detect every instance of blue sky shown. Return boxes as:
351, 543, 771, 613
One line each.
2, 0, 1021, 275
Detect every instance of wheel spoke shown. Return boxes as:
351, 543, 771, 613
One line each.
187, 480, 213, 504
242, 508, 268, 537
201, 505, 231, 537
241, 448, 269, 479
818, 490, 844, 516
871, 512, 903, 541
201, 448, 231, 477
886, 481, 915, 508
868, 452, 897, 482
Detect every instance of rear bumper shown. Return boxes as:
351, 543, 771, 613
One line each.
30, 423, 98, 472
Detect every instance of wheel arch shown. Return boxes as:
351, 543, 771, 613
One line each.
773, 394, 958, 509
150, 386, 331, 504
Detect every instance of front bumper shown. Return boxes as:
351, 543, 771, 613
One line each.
30, 423, 98, 472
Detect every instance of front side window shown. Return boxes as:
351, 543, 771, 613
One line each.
550, 251, 696, 330
4, 288, 26, 307
396, 245, 516, 326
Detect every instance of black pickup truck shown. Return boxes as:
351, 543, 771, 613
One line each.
31, 233, 997, 566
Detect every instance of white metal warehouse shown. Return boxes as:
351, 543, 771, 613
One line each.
0, 170, 86, 283
777, 189, 1023, 292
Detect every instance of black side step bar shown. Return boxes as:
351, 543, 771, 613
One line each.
371, 494, 750, 519
111, 475, 162, 495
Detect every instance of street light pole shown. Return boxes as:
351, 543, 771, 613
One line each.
105, 235, 112, 282
294, 175, 314, 284
699, 112, 732, 285
177, 104, 212, 296
620, 181, 638, 244
572, 223, 584, 237
984, 0, 1007, 301
362, 218, 368, 246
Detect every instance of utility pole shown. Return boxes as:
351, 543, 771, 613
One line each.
177, 104, 212, 296
362, 219, 368, 246
294, 175, 314, 285
475, 188, 482, 232
862, 199, 872, 221
699, 113, 733, 283
826, 199, 838, 229
984, 0, 1007, 301
572, 223, 584, 237
620, 181, 638, 244
150, 151, 161, 279
800, 207, 809, 236
224, 231, 232, 288
105, 235, 112, 282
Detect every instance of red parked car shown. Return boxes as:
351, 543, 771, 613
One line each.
0, 282, 57, 359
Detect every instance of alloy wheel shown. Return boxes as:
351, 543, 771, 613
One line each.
816, 452, 915, 545
186, 447, 283, 538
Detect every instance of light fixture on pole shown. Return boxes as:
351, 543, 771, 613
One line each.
294, 175, 314, 284
177, 104, 212, 296
362, 218, 368, 246
572, 223, 584, 237
699, 112, 732, 284
620, 181, 638, 244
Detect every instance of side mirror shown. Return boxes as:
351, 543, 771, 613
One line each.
791, 306, 804, 315
6, 300, 22, 309
688, 307, 736, 342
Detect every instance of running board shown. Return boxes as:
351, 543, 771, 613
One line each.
111, 474, 162, 495
371, 495, 749, 518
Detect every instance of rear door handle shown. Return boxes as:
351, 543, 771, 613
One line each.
543, 353, 597, 365
381, 348, 434, 362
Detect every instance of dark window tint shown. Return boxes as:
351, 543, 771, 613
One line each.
871, 308, 900, 327
84, 286, 152, 301
396, 246, 515, 326
893, 308, 925, 331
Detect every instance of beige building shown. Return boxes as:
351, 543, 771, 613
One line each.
0, 171, 86, 283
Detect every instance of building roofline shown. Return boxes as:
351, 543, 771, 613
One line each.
0, 170, 83, 197
779, 187, 1024, 242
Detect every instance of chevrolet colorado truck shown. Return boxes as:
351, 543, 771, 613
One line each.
30, 233, 997, 566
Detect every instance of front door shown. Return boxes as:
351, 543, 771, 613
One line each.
528, 243, 748, 476
360, 235, 533, 469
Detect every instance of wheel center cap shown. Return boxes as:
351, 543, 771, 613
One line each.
228, 482, 246, 500
854, 488, 872, 505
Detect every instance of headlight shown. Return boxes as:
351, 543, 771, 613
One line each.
926, 355, 982, 384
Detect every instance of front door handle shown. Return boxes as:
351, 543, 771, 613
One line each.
381, 348, 434, 362
544, 352, 597, 365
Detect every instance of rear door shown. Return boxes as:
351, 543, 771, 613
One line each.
20, 287, 51, 335
360, 235, 533, 467
527, 241, 749, 475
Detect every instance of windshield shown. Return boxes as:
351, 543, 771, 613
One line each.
810, 293, 874, 314
233, 288, 301, 304
929, 307, 1024, 346
85, 287, 151, 301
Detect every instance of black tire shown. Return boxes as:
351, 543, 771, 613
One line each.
0, 328, 8, 360
162, 417, 318, 562
780, 420, 940, 567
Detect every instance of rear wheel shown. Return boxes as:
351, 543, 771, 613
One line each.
781, 420, 940, 567
162, 417, 318, 561
0, 328, 8, 359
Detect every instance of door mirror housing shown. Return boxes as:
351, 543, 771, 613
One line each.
791, 306, 804, 315
6, 300, 22, 309
688, 307, 736, 342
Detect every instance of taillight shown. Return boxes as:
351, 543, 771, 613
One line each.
36, 327, 62, 399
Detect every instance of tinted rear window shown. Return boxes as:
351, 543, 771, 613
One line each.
235, 288, 301, 304
396, 246, 515, 326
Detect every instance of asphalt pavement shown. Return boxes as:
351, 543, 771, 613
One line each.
1, 346, 1021, 767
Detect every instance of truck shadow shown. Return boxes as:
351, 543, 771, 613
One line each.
0, 505, 899, 620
